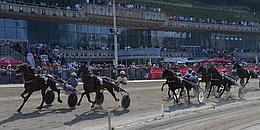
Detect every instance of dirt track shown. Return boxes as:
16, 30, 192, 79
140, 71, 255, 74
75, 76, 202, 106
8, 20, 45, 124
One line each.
0, 79, 260, 130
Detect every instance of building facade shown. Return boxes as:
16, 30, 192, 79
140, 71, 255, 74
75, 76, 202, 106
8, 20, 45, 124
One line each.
1, 17, 259, 50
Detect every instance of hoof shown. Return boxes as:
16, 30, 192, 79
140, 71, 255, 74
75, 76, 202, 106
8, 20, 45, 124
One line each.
77, 103, 81, 106
58, 99, 63, 103
91, 104, 95, 109
17, 109, 21, 112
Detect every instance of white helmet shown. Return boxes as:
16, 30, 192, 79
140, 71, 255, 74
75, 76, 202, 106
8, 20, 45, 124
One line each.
71, 72, 77, 77
120, 71, 126, 75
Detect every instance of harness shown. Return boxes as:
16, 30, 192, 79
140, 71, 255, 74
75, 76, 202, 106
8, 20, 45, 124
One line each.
24, 78, 35, 84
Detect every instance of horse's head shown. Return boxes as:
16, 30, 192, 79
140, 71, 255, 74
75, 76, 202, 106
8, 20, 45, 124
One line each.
78, 64, 90, 76
16, 64, 33, 75
162, 69, 174, 79
197, 65, 205, 74
233, 62, 241, 70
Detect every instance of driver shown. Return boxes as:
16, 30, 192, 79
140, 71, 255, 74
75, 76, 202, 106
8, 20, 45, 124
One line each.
189, 71, 199, 83
115, 71, 128, 94
65, 72, 78, 92
184, 68, 193, 78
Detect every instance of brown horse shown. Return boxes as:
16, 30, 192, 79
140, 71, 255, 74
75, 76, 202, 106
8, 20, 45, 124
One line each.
16, 64, 62, 112
77, 64, 119, 108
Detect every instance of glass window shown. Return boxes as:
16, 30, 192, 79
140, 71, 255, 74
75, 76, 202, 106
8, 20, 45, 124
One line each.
5, 19, 16, 27
28, 30, 37, 42
0, 18, 4, 27
5, 27, 16, 39
0, 27, 5, 39
100, 26, 107, 34
95, 26, 101, 34
59, 32, 68, 44
76, 24, 82, 32
49, 31, 59, 42
88, 25, 95, 33
38, 30, 49, 41
59, 23, 68, 31
82, 25, 88, 33
17, 28, 28, 40
68, 24, 76, 32
49, 22, 59, 31
68, 32, 77, 43
16, 20, 27, 28
27, 20, 38, 30
37, 21, 49, 30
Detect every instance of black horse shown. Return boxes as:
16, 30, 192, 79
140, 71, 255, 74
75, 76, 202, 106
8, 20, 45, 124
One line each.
77, 64, 119, 108
161, 69, 194, 103
233, 62, 255, 87
197, 65, 211, 92
16, 64, 61, 112
198, 65, 236, 98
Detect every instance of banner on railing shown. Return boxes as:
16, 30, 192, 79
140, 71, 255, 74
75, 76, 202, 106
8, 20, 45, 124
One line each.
148, 68, 163, 79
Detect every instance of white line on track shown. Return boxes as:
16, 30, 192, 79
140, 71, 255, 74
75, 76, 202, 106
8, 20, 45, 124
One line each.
0, 79, 165, 88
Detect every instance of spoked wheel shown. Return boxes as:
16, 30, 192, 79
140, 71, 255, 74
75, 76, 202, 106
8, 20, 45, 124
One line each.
238, 87, 246, 99
214, 86, 225, 98
68, 93, 78, 108
45, 90, 55, 105
121, 95, 130, 110
197, 89, 204, 104
193, 87, 199, 97
95, 92, 104, 105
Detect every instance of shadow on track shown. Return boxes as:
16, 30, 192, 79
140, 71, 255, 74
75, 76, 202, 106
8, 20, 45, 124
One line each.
210, 98, 241, 106
165, 102, 205, 113
64, 107, 130, 126
0, 105, 75, 126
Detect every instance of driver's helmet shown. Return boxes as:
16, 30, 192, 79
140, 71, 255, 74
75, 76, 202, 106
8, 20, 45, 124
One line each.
120, 70, 126, 75
188, 68, 192, 73
192, 71, 196, 76
70, 72, 77, 77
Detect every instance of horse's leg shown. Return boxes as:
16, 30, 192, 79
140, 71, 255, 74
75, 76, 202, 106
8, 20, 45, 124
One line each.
186, 88, 191, 103
17, 92, 33, 112
20, 89, 28, 99
36, 89, 46, 109
172, 89, 178, 104
50, 84, 62, 103
168, 88, 171, 99
207, 84, 213, 98
77, 92, 86, 106
244, 77, 250, 87
85, 93, 96, 108
107, 87, 119, 102
205, 82, 210, 92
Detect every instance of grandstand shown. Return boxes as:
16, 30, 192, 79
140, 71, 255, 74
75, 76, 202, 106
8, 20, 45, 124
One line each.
0, 0, 260, 64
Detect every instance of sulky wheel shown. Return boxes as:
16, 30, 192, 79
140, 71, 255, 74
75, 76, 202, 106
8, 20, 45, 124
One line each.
121, 95, 130, 110
68, 93, 78, 108
197, 89, 204, 104
45, 90, 55, 105
95, 92, 104, 105
238, 87, 246, 99
193, 85, 200, 97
